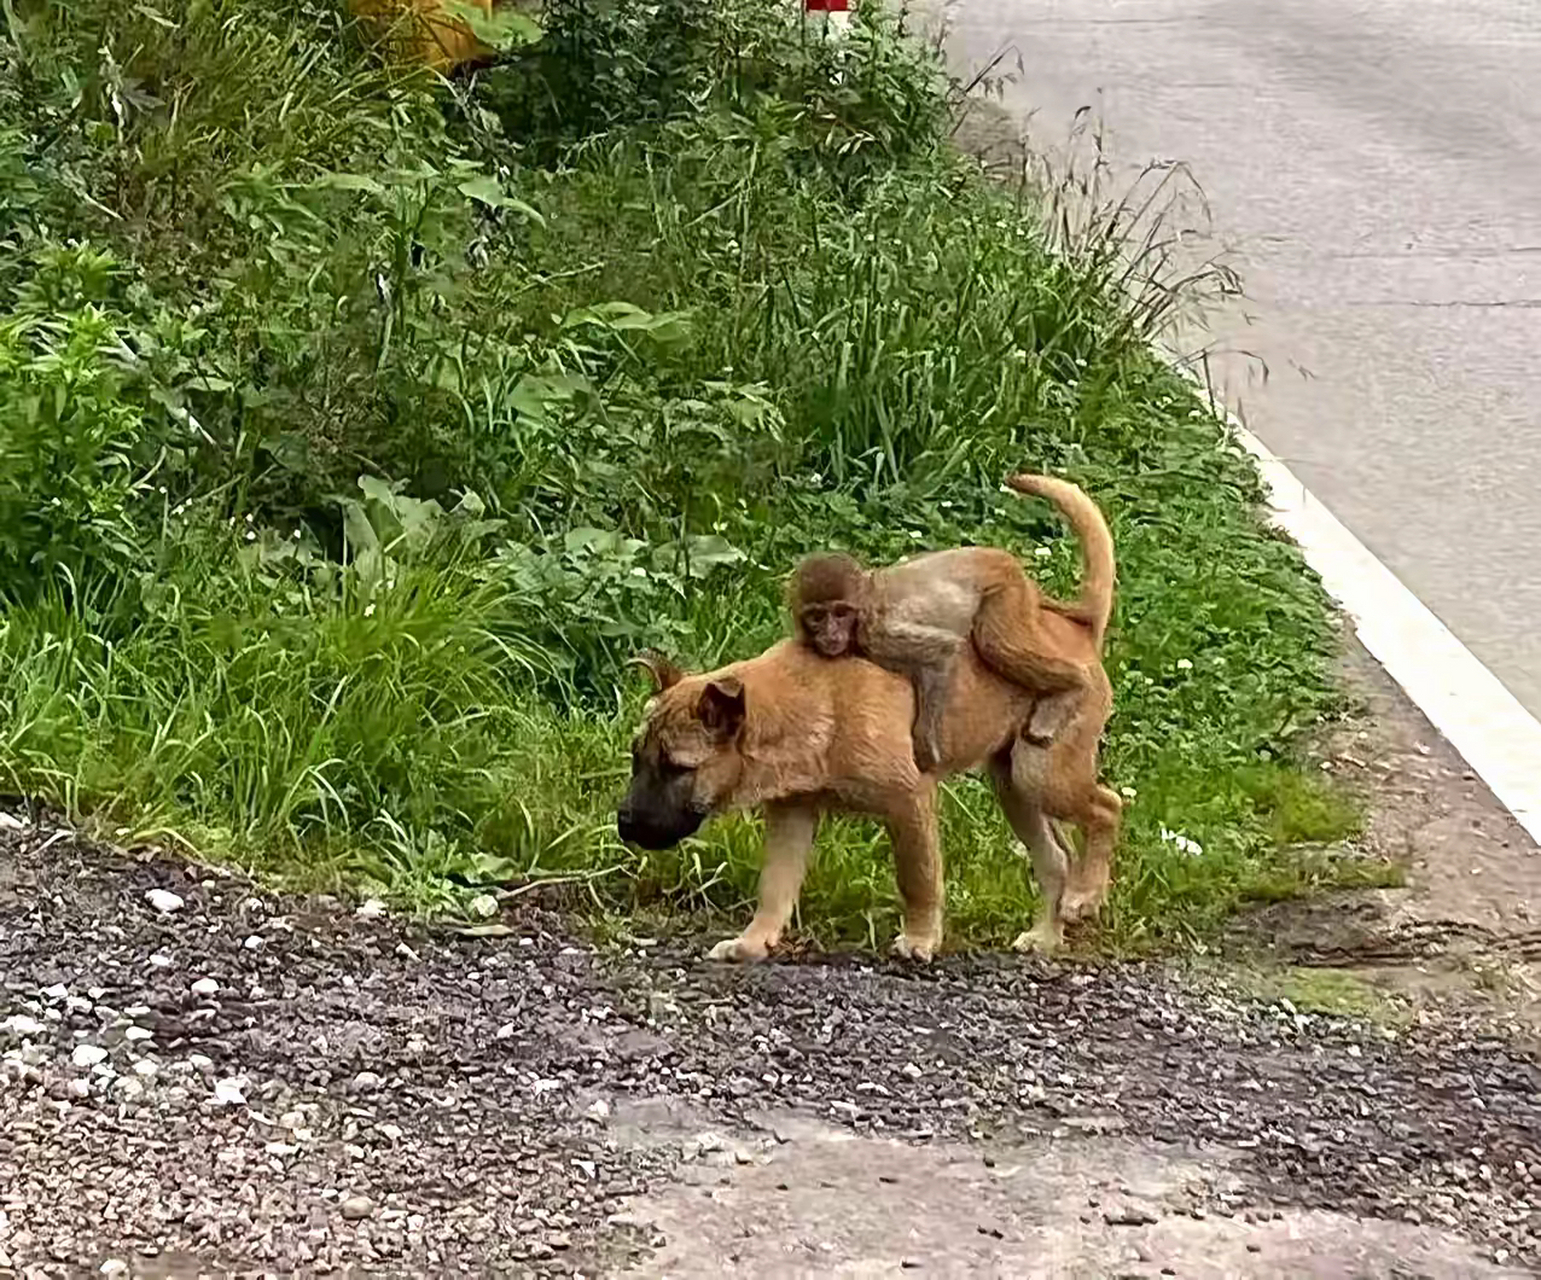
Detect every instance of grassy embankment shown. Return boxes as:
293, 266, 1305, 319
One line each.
0, 0, 1386, 951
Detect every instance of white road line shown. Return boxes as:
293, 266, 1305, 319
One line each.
1230, 422, 1541, 846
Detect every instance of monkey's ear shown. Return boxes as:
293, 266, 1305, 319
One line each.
698, 676, 746, 738
630, 649, 684, 693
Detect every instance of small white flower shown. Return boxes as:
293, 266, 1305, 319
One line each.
1034, 546, 1052, 559
1159, 827, 1204, 857
363, 603, 376, 618
630, 566, 649, 578
1175, 658, 1193, 671
1119, 785, 1138, 800
245, 530, 256, 542
292, 529, 302, 541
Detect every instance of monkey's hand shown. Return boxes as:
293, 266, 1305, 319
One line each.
910, 730, 940, 773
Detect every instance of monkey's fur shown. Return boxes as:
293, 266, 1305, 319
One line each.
788, 474, 1112, 772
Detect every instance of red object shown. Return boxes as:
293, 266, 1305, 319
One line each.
806, 0, 849, 10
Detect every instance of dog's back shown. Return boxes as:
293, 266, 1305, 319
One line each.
715, 638, 1035, 795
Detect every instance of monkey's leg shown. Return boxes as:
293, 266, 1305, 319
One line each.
910, 657, 958, 772
972, 577, 1091, 707
866, 621, 963, 773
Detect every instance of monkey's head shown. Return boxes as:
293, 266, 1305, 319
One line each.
788, 552, 867, 659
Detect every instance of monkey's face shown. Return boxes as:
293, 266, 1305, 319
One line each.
799, 602, 859, 658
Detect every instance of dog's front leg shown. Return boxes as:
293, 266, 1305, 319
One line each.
707, 800, 819, 963
887, 786, 943, 962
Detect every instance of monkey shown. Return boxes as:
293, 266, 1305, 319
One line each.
789, 473, 1115, 773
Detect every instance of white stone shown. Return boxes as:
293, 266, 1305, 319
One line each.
213, 1076, 248, 1106
145, 889, 185, 914
190, 977, 219, 997
72, 1044, 109, 1069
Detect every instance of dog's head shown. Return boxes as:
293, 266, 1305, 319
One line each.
616, 651, 748, 850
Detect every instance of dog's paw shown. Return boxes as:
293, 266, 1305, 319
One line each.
1060, 886, 1107, 924
1012, 921, 1064, 955
891, 933, 937, 963
706, 934, 770, 964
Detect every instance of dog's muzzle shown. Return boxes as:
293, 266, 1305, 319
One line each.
617, 802, 705, 850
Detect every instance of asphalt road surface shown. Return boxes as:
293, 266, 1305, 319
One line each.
941, 0, 1541, 717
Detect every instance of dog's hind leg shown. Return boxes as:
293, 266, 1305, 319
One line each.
707, 801, 820, 963
887, 786, 944, 961
1013, 667, 1120, 925
990, 753, 1071, 954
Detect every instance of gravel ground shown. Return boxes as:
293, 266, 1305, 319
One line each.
3, 817, 1540, 1276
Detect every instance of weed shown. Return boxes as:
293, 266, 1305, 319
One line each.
1227, 965, 1412, 1027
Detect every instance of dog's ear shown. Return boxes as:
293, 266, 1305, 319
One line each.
630, 649, 683, 693
697, 676, 745, 738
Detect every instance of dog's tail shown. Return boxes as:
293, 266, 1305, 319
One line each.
1004, 472, 1116, 647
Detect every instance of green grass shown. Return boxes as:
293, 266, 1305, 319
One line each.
0, 0, 1387, 951
1227, 965, 1412, 1027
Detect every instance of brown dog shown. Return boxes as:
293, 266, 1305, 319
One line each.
617, 636, 1108, 961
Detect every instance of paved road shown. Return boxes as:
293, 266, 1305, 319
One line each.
941, 0, 1541, 716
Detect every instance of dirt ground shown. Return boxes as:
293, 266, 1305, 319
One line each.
1237, 639, 1541, 1030
2, 639, 1540, 1279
